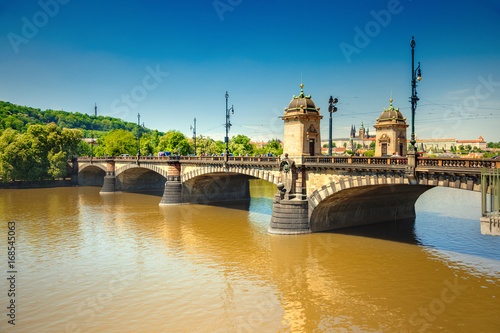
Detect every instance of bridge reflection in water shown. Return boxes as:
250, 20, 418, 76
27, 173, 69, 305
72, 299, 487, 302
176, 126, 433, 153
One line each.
1, 182, 498, 332
75, 155, 500, 235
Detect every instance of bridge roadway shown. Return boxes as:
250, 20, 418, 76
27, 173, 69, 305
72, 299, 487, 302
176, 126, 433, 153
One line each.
74, 155, 500, 235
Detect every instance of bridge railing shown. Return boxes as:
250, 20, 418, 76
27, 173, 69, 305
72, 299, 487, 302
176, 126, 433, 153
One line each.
418, 157, 499, 169
229, 156, 279, 162
77, 155, 279, 162
303, 156, 408, 165
76, 155, 499, 169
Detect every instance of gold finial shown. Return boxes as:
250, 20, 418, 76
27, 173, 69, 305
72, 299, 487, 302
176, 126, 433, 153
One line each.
298, 83, 305, 97
389, 98, 393, 106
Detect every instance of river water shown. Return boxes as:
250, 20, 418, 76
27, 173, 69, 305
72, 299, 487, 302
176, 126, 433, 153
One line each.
0, 180, 499, 332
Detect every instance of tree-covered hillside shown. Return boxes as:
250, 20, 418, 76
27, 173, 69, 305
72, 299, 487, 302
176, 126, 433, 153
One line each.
0, 101, 157, 137
0, 101, 284, 182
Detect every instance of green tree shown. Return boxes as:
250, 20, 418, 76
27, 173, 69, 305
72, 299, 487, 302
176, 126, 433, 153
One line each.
0, 100, 162, 136
323, 142, 336, 149
48, 151, 69, 179
0, 123, 83, 181
229, 134, 253, 156
157, 130, 192, 155
95, 129, 137, 156
487, 142, 500, 148
263, 139, 283, 156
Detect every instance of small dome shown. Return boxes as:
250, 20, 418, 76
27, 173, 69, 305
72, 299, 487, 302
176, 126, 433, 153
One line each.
377, 99, 405, 123
286, 84, 318, 113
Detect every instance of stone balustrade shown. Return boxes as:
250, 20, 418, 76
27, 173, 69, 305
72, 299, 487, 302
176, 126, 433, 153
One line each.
77, 155, 499, 170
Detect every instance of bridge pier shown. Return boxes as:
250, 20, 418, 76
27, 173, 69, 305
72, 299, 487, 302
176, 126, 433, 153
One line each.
160, 176, 183, 205
100, 161, 116, 193
269, 190, 310, 234
100, 172, 116, 193
160, 163, 183, 205
269, 158, 311, 234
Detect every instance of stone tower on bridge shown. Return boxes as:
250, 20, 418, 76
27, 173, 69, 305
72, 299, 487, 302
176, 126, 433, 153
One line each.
282, 84, 323, 158
374, 99, 408, 156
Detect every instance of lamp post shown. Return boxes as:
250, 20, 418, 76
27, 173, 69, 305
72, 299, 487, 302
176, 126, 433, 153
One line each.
409, 36, 422, 154
328, 96, 339, 156
137, 113, 141, 157
90, 134, 93, 159
91, 103, 97, 159
224, 91, 234, 160
190, 117, 197, 155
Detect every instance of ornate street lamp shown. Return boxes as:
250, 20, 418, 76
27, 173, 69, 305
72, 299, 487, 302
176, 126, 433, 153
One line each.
190, 117, 197, 155
409, 36, 422, 154
91, 103, 97, 160
137, 113, 141, 157
90, 134, 93, 159
224, 91, 234, 159
328, 96, 339, 156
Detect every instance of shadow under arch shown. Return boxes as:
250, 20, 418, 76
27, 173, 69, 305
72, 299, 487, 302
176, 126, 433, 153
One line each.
78, 165, 106, 186
310, 184, 434, 233
115, 166, 166, 193
181, 172, 277, 208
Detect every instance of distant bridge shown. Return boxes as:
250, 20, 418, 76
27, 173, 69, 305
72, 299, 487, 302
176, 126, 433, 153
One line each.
73, 155, 499, 235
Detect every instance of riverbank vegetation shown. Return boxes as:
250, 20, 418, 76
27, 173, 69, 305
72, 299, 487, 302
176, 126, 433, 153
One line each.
0, 101, 283, 181
0, 124, 83, 181
0, 101, 155, 138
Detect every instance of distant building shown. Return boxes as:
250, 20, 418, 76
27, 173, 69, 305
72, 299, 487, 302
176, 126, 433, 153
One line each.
323, 122, 375, 153
415, 136, 487, 152
455, 136, 487, 150
83, 138, 99, 147
250, 141, 267, 149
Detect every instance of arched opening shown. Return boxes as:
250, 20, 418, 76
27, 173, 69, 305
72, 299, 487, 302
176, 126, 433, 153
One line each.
78, 166, 106, 186
310, 184, 434, 232
182, 172, 256, 204
116, 167, 166, 192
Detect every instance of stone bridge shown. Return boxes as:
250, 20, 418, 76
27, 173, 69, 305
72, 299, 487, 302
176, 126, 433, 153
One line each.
74, 155, 499, 235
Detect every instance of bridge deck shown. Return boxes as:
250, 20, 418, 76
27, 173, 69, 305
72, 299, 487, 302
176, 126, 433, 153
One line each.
77, 155, 499, 175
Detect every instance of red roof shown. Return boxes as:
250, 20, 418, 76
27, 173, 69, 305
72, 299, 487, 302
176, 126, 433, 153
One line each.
456, 136, 486, 143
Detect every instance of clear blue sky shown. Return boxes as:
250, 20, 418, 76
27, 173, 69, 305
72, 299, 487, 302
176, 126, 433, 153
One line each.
1, 0, 499, 142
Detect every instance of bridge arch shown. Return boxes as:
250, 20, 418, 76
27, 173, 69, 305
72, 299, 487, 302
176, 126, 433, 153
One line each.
181, 165, 280, 185
180, 165, 279, 204
115, 163, 168, 178
79, 162, 107, 173
307, 172, 483, 232
308, 172, 482, 213
78, 163, 106, 186
115, 163, 167, 192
